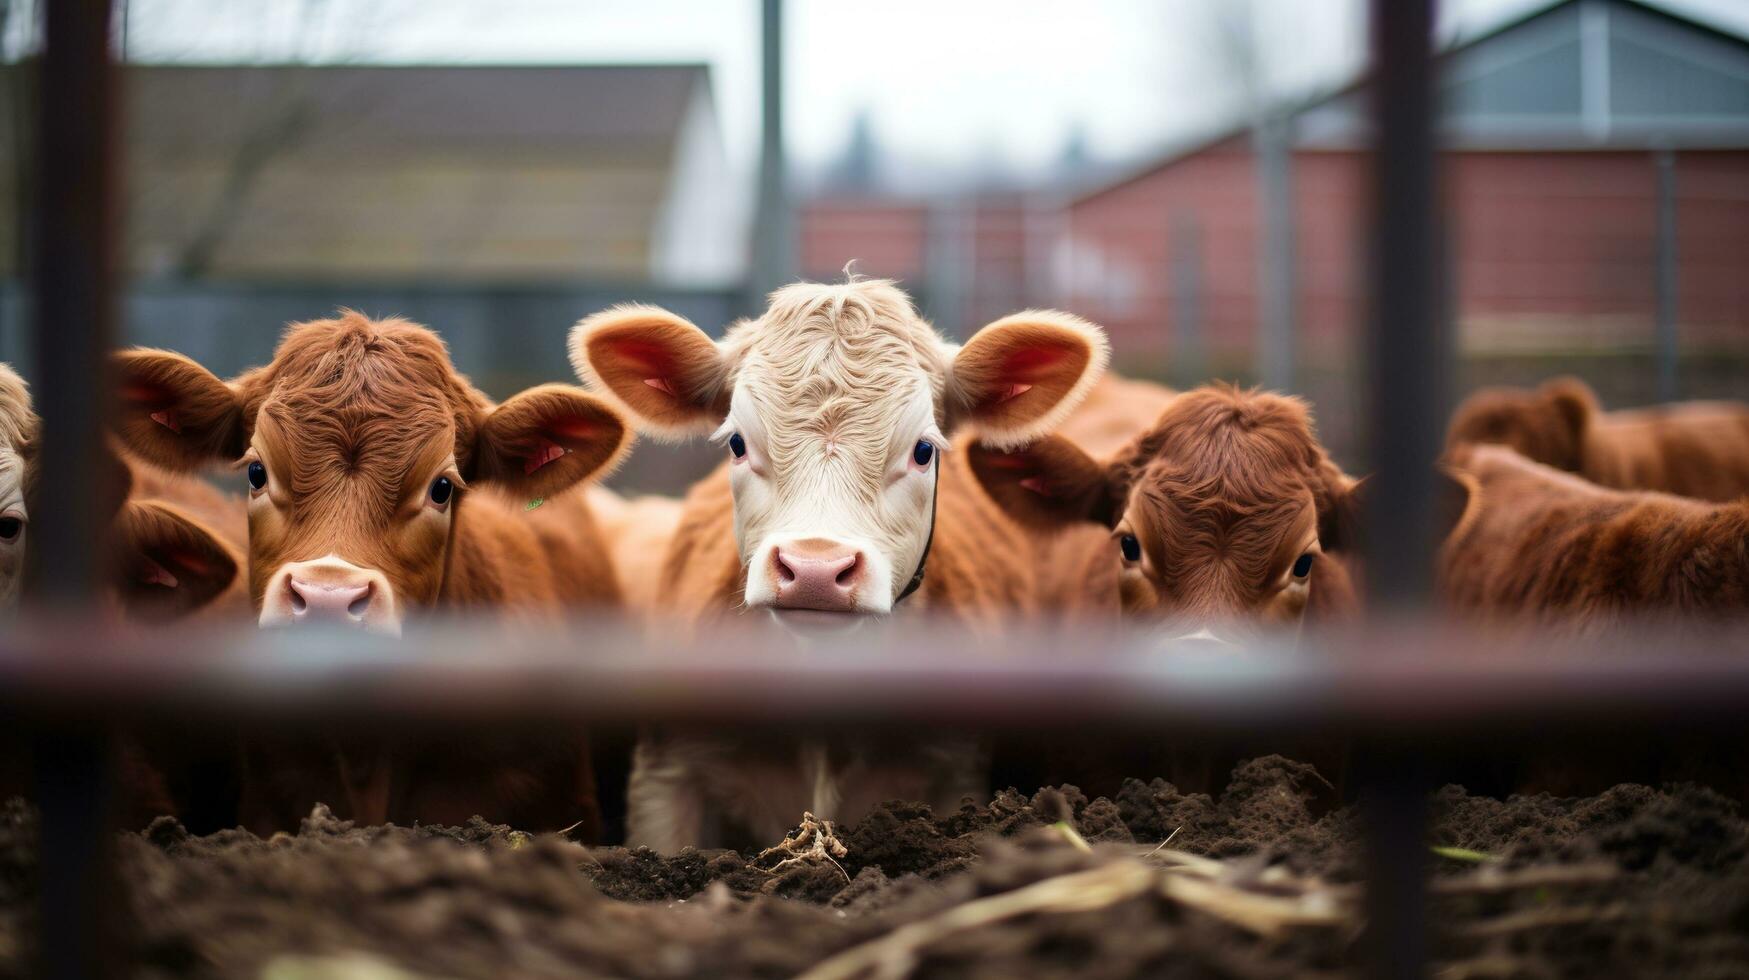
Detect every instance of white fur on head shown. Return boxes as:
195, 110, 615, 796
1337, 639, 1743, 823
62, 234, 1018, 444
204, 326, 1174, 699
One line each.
715, 279, 953, 611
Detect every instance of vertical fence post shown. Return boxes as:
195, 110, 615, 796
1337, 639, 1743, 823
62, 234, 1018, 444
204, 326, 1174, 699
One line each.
1255, 110, 1297, 392
1363, 0, 1444, 977
1171, 209, 1206, 385
1654, 147, 1678, 404
31, 1, 122, 977
748, 0, 792, 313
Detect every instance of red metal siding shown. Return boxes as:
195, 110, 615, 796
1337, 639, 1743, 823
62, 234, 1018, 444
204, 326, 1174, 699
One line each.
1064, 147, 1749, 362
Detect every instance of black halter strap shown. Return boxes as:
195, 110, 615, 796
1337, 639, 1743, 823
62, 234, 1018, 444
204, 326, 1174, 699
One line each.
894, 457, 941, 605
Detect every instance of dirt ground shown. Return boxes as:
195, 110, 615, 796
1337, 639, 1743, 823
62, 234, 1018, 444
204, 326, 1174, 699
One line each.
2, 756, 1746, 979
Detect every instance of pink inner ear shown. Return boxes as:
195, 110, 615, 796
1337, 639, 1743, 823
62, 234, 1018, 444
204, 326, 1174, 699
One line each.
642, 377, 677, 396
524, 438, 570, 475
139, 557, 179, 589
1019, 477, 1050, 496
1002, 346, 1067, 378
999, 382, 1033, 402
149, 409, 181, 433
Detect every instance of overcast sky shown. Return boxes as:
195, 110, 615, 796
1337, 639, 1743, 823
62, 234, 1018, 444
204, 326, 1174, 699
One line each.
114, 0, 1749, 180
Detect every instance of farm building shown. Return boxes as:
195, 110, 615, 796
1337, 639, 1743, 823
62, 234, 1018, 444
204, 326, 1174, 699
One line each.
1061, 0, 1749, 367
1, 63, 744, 288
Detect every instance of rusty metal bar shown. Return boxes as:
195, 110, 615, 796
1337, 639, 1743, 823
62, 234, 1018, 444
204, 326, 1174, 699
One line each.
1362, 0, 1444, 974
1, 619, 1748, 733
29, 0, 122, 976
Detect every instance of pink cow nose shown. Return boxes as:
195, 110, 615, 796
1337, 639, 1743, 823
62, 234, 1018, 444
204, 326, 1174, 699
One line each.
286, 577, 376, 622
771, 539, 866, 612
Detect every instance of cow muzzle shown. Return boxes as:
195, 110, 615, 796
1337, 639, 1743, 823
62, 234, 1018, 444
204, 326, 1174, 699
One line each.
743, 534, 896, 618
259, 556, 400, 635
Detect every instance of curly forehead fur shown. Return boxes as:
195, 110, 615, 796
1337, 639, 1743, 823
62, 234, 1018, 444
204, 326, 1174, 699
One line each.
723, 278, 951, 487
241, 311, 489, 521
1113, 385, 1329, 504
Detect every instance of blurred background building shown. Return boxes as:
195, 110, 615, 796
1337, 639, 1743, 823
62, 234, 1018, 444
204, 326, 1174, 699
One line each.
0, 0, 1743, 485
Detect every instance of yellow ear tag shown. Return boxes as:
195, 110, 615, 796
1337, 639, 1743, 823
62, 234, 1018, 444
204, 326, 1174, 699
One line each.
525, 497, 545, 511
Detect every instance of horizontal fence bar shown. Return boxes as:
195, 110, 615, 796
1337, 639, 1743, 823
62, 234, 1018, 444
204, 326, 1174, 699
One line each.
4, 618, 1748, 735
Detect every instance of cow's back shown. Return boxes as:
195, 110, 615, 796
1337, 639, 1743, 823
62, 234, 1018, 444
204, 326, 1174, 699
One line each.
1054, 375, 1177, 460
1442, 445, 1749, 623
1586, 402, 1749, 503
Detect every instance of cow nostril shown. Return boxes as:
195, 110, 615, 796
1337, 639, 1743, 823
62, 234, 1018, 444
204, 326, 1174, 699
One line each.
347, 587, 372, 618
835, 555, 860, 587
289, 584, 307, 613
774, 551, 796, 585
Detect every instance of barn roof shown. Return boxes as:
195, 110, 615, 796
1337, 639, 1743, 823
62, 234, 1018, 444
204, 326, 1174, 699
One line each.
1076, 0, 1749, 207
48, 63, 722, 283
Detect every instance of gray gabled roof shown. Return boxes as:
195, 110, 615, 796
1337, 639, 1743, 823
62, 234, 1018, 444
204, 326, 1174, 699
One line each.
130, 63, 709, 157
107, 63, 717, 282
1078, 0, 1749, 207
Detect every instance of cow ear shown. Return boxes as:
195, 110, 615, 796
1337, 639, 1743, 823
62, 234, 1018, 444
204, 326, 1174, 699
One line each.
569, 305, 728, 440
472, 385, 631, 500
969, 435, 1118, 530
947, 310, 1110, 449
111, 501, 239, 622
1541, 377, 1596, 439
113, 350, 247, 470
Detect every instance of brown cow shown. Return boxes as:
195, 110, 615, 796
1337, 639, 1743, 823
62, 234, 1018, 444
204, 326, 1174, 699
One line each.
570, 278, 1109, 849
1438, 443, 1749, 799
970, 382, 1360, 799
0, 362, 243, 621
107, 311, 631, 835
0, 363, 249, 830
970, 383, 1362, 641
1439, 443, 1749, 625
1446, 377, 1749, 502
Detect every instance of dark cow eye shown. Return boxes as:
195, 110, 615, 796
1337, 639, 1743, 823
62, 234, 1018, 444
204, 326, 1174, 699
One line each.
913, 440, 934, 467
1119, 534, 1141, 562
1292, 553, 1315, 579
0, 517, 20, 541
429, 476, 454, 507
728, 433, 747, 459
246, 460, 267, 491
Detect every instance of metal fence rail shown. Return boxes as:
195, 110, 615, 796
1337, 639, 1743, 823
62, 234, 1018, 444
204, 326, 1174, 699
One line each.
5, 619, 1749, 732
5, 618, 1749, 977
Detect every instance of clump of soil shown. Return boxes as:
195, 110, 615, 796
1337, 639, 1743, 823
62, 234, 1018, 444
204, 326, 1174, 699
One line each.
2, 756, 1746, 979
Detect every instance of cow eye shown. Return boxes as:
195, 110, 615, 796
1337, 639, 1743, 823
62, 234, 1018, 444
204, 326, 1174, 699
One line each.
0, 517, 20, 541
912, 440, 934, 467
429, 476, 454, 507
1292, 553, 1314, 579
246, 461, 267, 491
1119, 534, 1141, 562
728, 433, 747, 459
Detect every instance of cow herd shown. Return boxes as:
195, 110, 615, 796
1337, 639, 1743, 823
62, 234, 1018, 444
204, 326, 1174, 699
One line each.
1, 276, 1745, 846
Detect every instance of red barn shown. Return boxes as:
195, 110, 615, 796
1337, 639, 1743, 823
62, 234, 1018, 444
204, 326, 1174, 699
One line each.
1062, 0, 1749, 369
